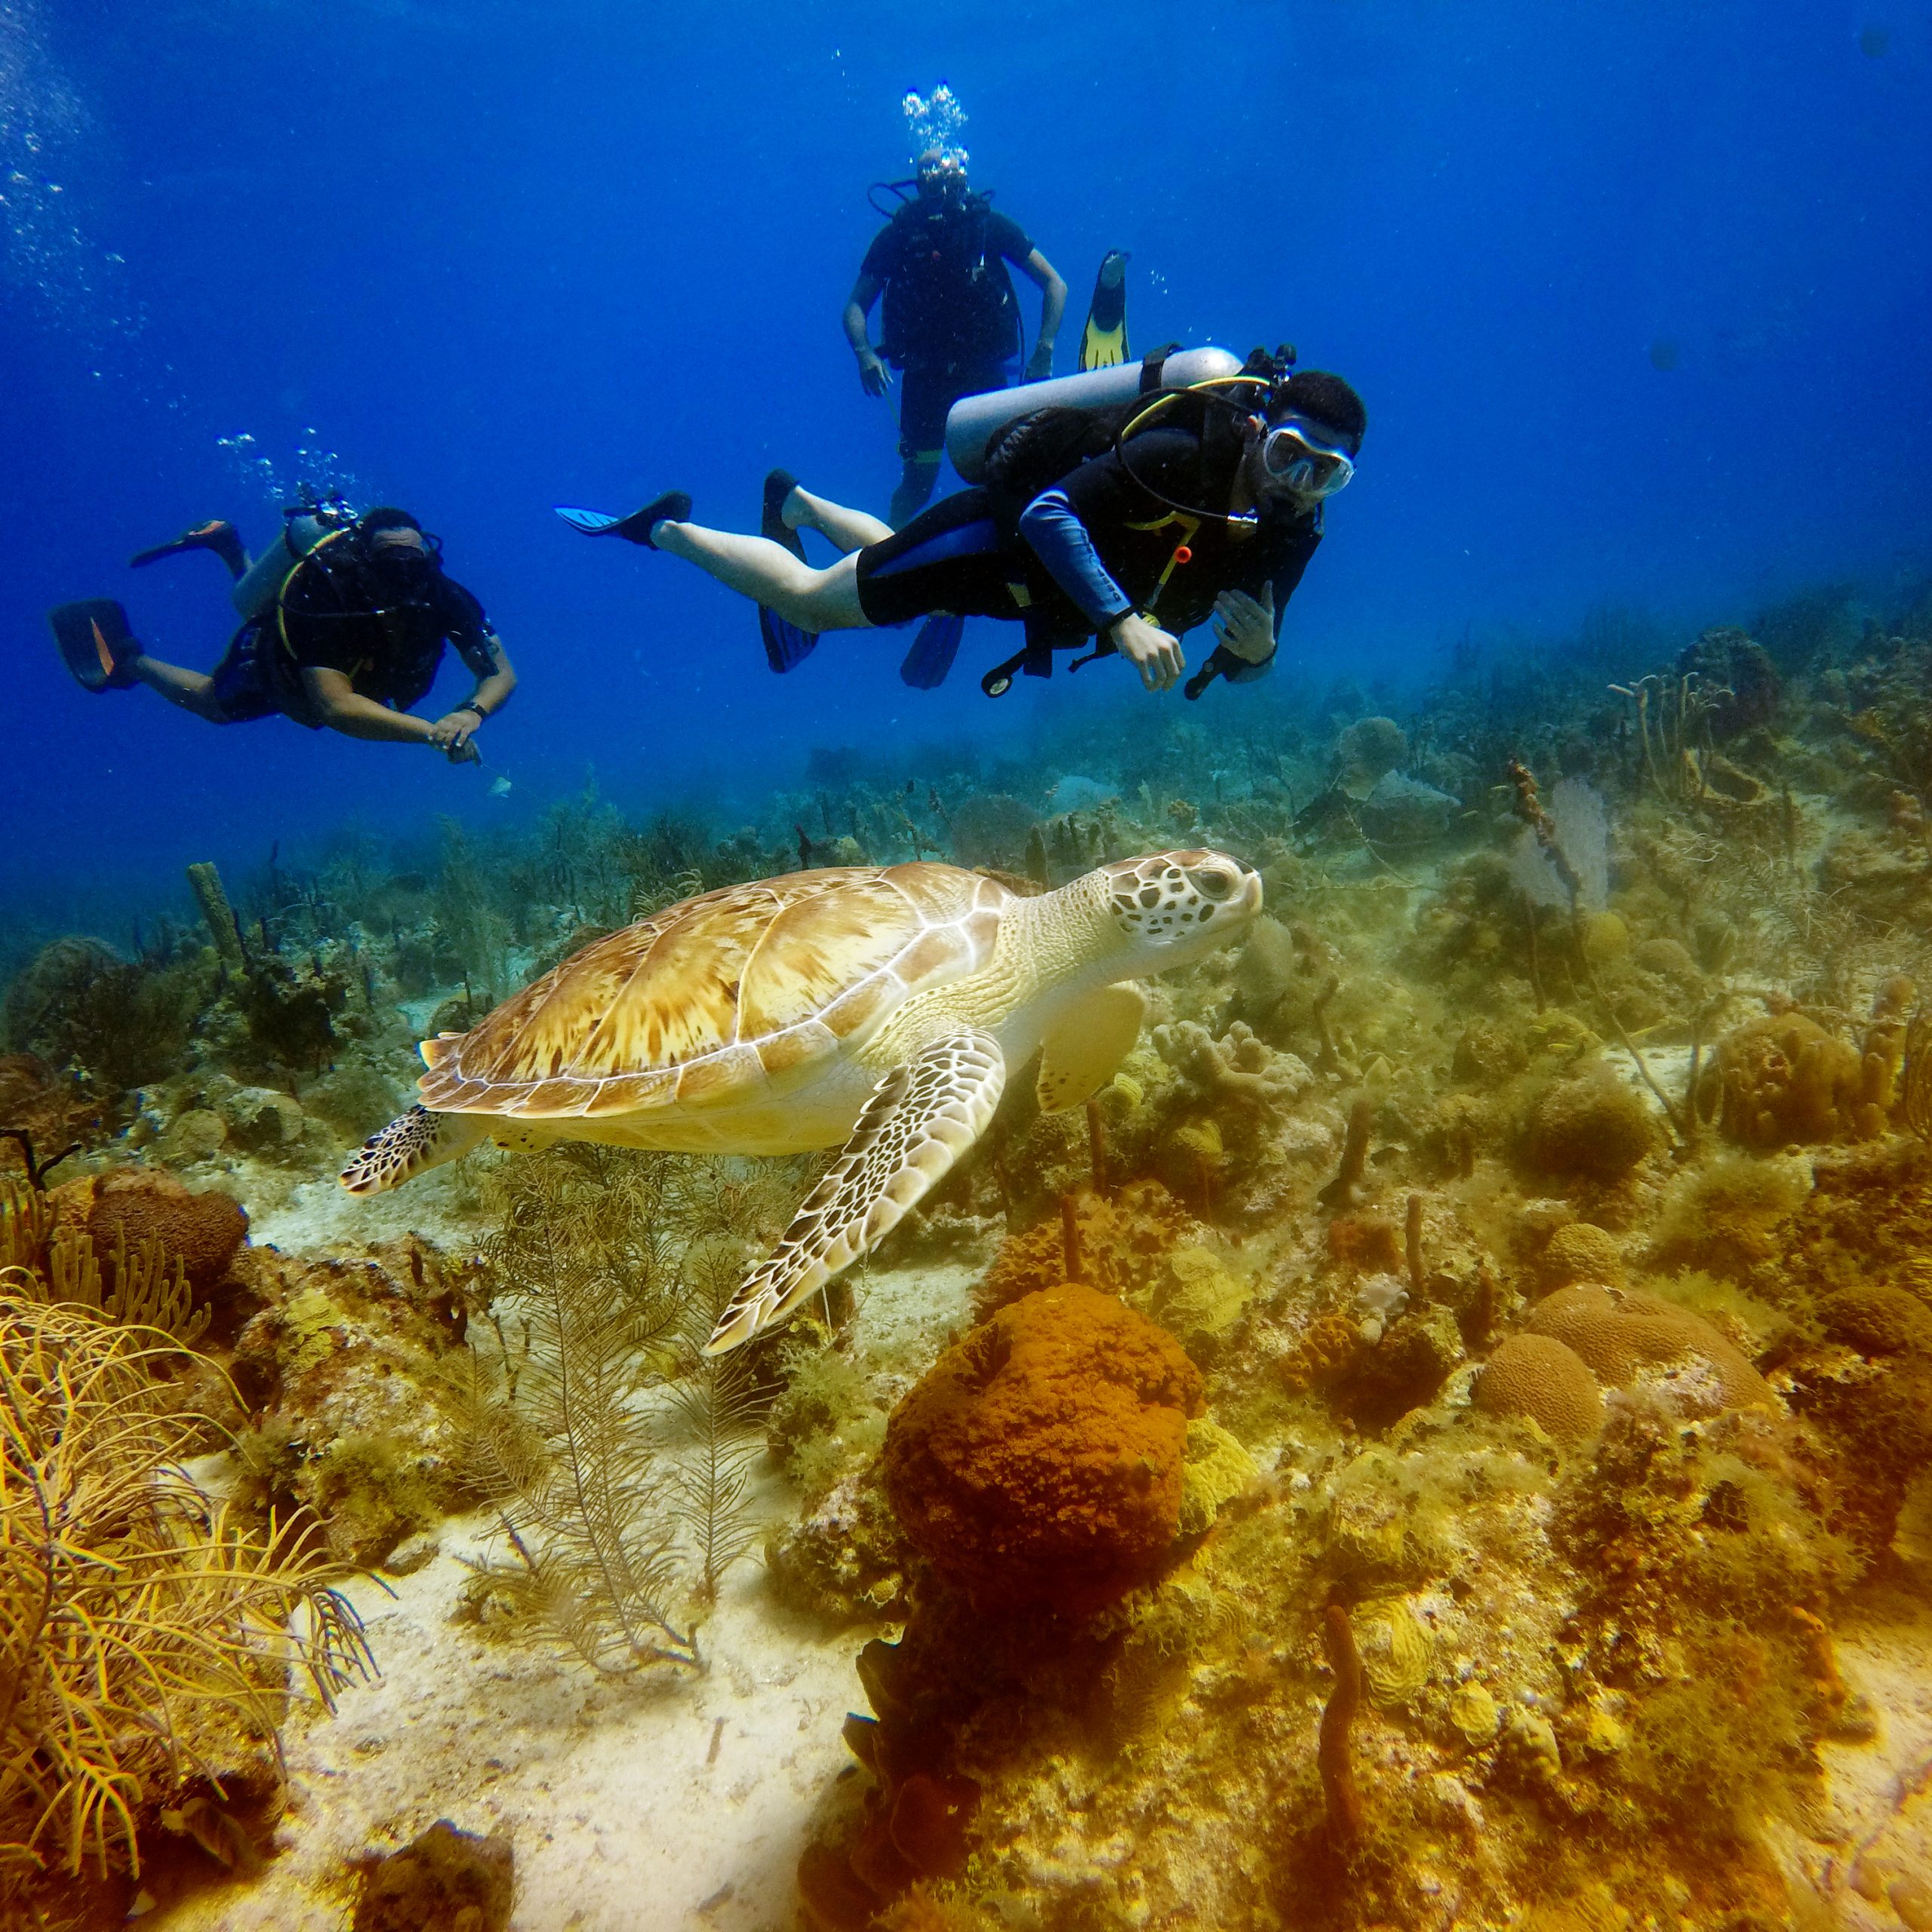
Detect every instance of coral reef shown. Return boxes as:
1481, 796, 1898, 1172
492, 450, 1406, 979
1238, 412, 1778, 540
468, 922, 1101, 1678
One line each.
1524, 1281, 1774, 1413
1474, 1331, 1604, 1444
0, 1294, 371, 1918
882, 1282, 1202, 1614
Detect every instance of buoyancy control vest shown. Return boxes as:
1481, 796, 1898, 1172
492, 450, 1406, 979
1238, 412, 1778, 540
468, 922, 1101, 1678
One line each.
877, 192, 1020, 369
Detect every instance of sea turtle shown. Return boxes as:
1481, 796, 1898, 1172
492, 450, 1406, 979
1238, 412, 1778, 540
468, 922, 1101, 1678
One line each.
340, 849, 1260, 1353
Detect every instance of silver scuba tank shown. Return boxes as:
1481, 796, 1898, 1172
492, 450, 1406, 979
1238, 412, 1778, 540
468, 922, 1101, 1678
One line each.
229, 512, 337, 620
943, 345, 1246, 485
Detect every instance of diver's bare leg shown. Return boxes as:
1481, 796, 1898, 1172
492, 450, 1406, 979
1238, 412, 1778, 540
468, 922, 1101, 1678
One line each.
131, 654, 225, 721
783, 487, 892, 555
653, 524, 871, 632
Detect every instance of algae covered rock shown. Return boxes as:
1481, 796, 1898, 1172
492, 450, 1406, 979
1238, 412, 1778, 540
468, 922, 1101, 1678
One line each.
882, 1282, 1202, 1614
353, 1818, 512, 1932
1358, 771, 1461, 848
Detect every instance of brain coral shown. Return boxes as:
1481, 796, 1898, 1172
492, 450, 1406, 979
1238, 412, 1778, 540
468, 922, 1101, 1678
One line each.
1475, 1333, 1604, 1445
1540, 1222, 1624, 1288
1524, 1070, 1660, 1181
1525, 1284, 1773, 1414
882, 1282, 1203, 1615
81, 1166, 248, 1292
1702, 1011, 1863, 1149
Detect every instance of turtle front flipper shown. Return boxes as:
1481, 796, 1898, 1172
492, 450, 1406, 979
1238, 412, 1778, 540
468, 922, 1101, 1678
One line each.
339, 1105, 488, 1195
1035, 983, 1147, 1113
704, 1031, 1007, 1355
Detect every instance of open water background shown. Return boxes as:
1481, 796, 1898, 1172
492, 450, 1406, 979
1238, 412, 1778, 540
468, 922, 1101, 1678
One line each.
2, 0, 1928, 938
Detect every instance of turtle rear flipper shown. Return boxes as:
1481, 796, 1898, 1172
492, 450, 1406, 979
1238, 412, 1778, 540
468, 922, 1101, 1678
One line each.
704, 1030, 1006, 1355
339, 1106, 488, 1195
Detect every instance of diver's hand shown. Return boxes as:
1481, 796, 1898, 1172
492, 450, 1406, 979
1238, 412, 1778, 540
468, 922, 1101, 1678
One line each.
1025, 340, 1054, 382
428, 709, 483, 758
1109, 611, 1186, 693
1212, 586, 1275, 664
856, 347, 892, 398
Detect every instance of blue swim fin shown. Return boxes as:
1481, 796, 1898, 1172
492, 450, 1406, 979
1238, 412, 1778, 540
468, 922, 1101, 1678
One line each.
760, 608, 820, 673
900, 612, 964, 689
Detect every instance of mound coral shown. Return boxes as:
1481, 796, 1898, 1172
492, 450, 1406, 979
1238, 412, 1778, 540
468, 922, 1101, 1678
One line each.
1816, 1283, 1932, 1357
1525, 1283, 1773, 1414
1702, 1011, 1864, 1148
1475, 1333, 1604, 1445
1522, 1069, 1660, 1181
81, 1167, 248, 1295
1333, 715, 1408, 797
882, 1283, 1202, 1614
1539, 1221, 1624, 1287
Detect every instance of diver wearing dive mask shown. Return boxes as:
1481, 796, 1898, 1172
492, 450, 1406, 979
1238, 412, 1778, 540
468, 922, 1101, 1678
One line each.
1260, 414, 1357, 500
843, 145, 1069, 526
49, 501, 517, 761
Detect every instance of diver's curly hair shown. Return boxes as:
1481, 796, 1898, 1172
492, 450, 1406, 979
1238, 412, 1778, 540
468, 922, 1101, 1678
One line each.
1275, 371, 1367, 451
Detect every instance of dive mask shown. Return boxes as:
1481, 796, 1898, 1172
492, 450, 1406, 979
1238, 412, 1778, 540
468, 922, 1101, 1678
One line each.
917, 152, 969, 202
1261, 415, 1356, 499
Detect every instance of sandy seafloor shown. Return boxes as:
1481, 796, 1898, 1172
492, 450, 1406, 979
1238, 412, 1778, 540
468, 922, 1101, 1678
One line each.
143, 1255, 981, 1932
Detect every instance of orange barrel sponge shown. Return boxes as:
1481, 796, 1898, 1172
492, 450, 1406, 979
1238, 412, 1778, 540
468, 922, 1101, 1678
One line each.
882, 1282, 1204, 1615
1474, 1334, 1604, 1446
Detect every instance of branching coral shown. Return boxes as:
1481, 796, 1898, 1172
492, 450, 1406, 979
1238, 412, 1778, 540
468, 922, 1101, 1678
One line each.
0, 1295, 371, 1891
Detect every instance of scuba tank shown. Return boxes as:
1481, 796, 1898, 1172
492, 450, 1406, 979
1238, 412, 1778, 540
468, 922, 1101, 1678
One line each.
229, 498, 357, 620
944, 345, 1244, 484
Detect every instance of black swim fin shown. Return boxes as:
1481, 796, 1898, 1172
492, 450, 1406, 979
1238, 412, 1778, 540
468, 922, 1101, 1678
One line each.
554, 490, 692, 547
51, 599, 143, 692
757, 469, 819, 672
1078, 251, 1130, 372
129, 518, 246, 576
900, 612, 964, 689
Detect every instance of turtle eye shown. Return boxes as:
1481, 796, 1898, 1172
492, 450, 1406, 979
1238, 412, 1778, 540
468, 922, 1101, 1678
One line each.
1192, 869, 1234, 902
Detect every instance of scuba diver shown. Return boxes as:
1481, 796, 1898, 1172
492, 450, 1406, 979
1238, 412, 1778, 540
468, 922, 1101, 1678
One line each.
555, 349, 1365, 702
844, 145, 1069, 528
49, 504, 516, 761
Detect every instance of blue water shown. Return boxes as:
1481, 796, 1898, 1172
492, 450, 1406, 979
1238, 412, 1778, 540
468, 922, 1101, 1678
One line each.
4, 0, 1929, 937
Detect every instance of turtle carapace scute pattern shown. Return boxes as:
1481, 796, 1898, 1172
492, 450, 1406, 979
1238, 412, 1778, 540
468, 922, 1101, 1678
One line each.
340, 851, 1262, 1352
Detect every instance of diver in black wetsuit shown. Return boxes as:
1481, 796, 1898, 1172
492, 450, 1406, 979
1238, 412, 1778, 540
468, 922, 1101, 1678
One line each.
844, 149, 1068, 528
560, 363, 1366, 701
49, 507, 516, 760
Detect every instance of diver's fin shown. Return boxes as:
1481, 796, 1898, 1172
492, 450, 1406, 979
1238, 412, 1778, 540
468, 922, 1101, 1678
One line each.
761, 468, 806, 562
760, 610, 820, 674
757, 469, 818, 670
1078, 250, 1131, 372
130, 519, 246, 576
51, 599, 143, 693
899, 611, 964, 689
703, 1031, 1006, 1355
554, 489, 692, 547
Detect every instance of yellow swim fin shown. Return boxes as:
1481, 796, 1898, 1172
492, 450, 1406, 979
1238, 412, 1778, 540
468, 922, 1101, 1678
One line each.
1078, 249, 1130, 371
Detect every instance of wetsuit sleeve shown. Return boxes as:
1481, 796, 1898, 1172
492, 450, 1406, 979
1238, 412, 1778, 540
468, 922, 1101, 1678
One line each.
986, 211, 1034, 263
859, 223, 902, 282
438, 577, 500, 678
1017, 489, 1134, 630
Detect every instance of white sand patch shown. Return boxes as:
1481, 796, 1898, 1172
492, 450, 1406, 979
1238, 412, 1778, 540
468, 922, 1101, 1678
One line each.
248, 1158, 491, 1258
149, 1512, 871, 1932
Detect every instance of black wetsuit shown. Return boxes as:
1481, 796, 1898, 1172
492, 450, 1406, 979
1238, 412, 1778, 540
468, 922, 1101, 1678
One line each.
206, 546, 500, 727
862, 196, 1032, 460
854, 422, 1323, 686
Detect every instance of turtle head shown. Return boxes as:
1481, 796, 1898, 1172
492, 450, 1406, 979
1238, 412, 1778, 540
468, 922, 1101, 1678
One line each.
1095, 848, 1263, 972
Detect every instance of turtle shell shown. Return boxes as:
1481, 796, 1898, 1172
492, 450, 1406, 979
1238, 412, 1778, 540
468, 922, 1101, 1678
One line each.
416, 863, 1012, 1120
